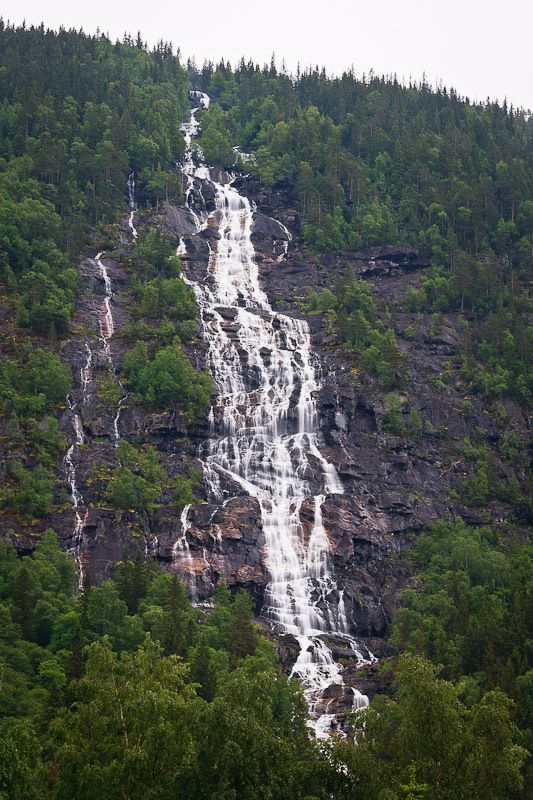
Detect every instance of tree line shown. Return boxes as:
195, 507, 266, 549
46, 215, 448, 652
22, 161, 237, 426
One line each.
0, 529, 528, 799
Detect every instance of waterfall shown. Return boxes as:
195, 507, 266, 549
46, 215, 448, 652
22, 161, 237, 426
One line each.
127, 172, 138, 240
63, 396, 87, 589
178, 94, 370, 735
63, 176, 135, 585
189, 90, 210, 109
81, 342, 93, 396
172, 504, 197, 602
95, 252, 127, 446
63, 339, 93, 589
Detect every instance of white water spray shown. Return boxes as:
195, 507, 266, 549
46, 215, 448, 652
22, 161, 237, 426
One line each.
63, 336, 94, 589
178, 94, 370, 735
127, 172, 138, 240
63, 396, 88, 589
95, 252, 127, 446
172, 504, 197, 601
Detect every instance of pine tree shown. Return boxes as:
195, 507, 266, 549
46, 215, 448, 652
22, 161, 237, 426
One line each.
12, 562, 36, 640
114, 548, 155, 613
231, 591, 258, 662
190, 635, 217, 701
154, 576, 190, 656
68, 616, 85, 681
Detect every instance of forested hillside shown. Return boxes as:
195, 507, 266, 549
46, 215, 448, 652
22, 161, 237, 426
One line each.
191, 58, 532, 404
0, 531, 529, 798
0, 21, 531, 800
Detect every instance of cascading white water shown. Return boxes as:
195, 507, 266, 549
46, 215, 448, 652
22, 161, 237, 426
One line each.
63, 340, 93, 588
63, 396, 87, 588
95, 252, 127, 446
63, 178, 135, 585
81, 342, 93, 396
178, 94, 370, 735
189, 90, 210, 110
172, 503, 197, 601
127, 172, 138, 240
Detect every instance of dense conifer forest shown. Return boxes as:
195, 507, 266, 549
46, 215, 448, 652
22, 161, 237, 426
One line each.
0, 21, 531, 800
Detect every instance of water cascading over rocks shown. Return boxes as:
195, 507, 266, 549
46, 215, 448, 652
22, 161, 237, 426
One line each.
63, 391, 89, 589
63, 174, 137, 583
177, 92, 371, 735
127, 171, 138, 240
95, 252, 127, 447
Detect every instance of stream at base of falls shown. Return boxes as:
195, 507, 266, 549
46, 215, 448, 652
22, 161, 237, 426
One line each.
177, 91, 371, 736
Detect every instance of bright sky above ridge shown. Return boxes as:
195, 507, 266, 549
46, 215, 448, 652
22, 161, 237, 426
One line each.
4, 0, 532, 111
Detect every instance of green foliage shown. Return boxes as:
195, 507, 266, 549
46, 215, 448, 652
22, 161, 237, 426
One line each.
0, 349, 72, 416
391, 519, 532, 717
0, 348, 72, 519
0, 533, 330, 796
2, 462, 56, 518
404, 271, 532, 404
191, 60, 533, 276
196, 103, 234, 165
0, 24, 189, 239
120, 230, 202, 374
153, 575, 193, 658
382, 518, 533, 797
0, 164, 76, 333
399, 765, 430, 800
189, 634, 217, 701
0, 25, 192, 523
308, 276, 406, 387
104, 441, 168, 512
123, 341, 211, 418
114, 549, 157, 614
129, 228, 182, 279
383, 394, 406, 435
0, 26, 531, 800
0, 530, 530, 798
360, 329, 406, 389
191, 58, 532, 407
341, 653, 527, 800
137, 276, 197, 320
0, 719, 42, 800
173, 471, 201, 507
24, 416, 66, 465
453, 440, 528, 507
230, 590, 258, 662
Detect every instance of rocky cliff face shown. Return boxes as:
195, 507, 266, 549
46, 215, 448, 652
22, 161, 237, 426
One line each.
2, 167, 530, 697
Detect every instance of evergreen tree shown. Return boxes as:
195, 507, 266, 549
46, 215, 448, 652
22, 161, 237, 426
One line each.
154, 576, 191, 657
231, 591, 258, 662
189, 634, 217, 701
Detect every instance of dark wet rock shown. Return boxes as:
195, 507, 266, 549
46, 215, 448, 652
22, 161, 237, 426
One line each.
260, 627, 301, 671
252, 212, 290, 246
161, 203, 200, 237
2, 169, 531, 709
356, 244, 430, 269
343, 660, 395, 700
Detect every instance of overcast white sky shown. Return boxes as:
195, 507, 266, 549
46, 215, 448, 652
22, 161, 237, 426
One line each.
3, 0, 532, 110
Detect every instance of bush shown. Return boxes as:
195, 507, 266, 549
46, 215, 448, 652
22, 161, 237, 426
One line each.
383, 393, 406, 435
0, 349, 72, 415
173, 471, 202, 507
124, 341, 211, 418
138, 277, 197, 320
4, 462, 55, 518
131, 228, 181, 278
25, 416, 65, 465
104, 442, 168, 513
361, 329, 406, 389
